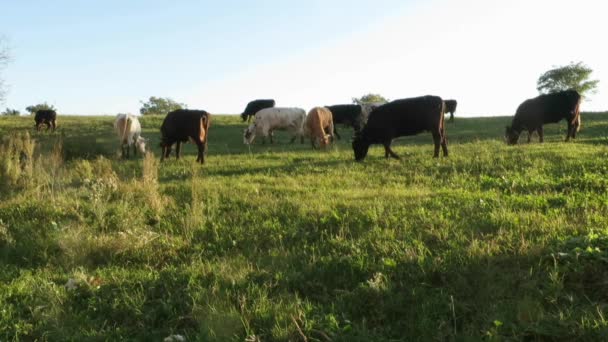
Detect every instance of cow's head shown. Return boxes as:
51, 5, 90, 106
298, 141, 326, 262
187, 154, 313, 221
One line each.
136, 136, 147, 154
352, 135, 370, 161
243, 125, 256, 145
505, 126, 520, 145
319, 134, 332, 148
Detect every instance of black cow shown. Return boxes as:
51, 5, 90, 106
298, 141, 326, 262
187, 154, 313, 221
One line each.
34, 109, 57, 132
505, 90, 581, 145
325, 104, 363, 140
352, 96, 448, 161
444, 100, 457, 122
241, 99, 275, 122
160, 109, 211, 164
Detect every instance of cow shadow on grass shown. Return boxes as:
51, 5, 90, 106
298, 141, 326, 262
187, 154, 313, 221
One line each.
158, 156, 353, 182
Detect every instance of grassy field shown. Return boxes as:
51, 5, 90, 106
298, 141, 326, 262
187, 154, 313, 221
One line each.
1, 113, 608, 341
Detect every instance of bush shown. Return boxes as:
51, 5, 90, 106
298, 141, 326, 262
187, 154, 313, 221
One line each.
1, 108, 19, 116
25, 103, 56, 115
140, 96, 185, 116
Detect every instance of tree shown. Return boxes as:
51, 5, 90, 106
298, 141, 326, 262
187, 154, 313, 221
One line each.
1, 108, 20, 116
352, 93, 389, 105
139, 96, 186, 115
25, 102, 56, 115
537, 62, 599, 97
0, 36, 10, 105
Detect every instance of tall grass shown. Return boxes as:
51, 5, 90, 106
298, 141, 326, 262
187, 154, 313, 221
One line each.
0, 132, 35, 192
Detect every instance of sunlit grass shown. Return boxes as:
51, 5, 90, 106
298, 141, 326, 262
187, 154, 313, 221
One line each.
0, 113, 607, 340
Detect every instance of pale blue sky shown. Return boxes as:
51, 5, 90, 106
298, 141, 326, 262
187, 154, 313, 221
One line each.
2, 0, 606, 115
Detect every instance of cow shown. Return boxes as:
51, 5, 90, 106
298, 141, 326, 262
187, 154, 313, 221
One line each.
114, 113, 146, 158
34, 109, 57, 132
505, 90, 581, 145
360, 101, 387, 126
243, 107, 306, 145
444, 99, 457, 122
305, 107, 334, 149
352, 96, 448, 161
160, 109, 211, 164
325, 104, 363, 140
241, 99, 276, 122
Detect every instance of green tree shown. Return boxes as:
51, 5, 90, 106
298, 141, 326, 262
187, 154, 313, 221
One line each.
0, 36, 10, 105
139, 96, 186, 115
352, 93, 389, 105
26, 102, 56, 115
1, 108, 20, 116
537, 62, 599, 97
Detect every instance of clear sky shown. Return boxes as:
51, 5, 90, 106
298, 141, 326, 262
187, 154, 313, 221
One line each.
2, 0, 607, 116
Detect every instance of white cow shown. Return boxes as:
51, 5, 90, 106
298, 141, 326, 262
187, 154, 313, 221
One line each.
360, 101, 388, 125
114, 113, 146, 158
243, 107, 306, 145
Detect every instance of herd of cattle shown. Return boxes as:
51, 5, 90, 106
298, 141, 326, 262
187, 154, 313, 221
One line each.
32, 89, 582, 163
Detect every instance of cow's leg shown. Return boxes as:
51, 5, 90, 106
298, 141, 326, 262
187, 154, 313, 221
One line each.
175, 141, 182, 160
383, 140, 400, 159
289, 129, 297, 144
432, 131, 441, 158
566, 122, 578, 142
527, 130, 533, 143
195, 141, 205, 164
537, 127, 544, 143
450, 112, 454, 122
269, 131, 275, 144
162, 143, 173, 162
45, 122, 51, 132
334, 126, 341, 140
50, 120, 56, 132
441, 130, 449, 157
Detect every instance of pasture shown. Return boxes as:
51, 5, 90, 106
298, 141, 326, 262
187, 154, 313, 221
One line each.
1, 113, 608, 341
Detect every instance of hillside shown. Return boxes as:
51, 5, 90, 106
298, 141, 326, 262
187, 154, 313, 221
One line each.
1, 113, 608, 340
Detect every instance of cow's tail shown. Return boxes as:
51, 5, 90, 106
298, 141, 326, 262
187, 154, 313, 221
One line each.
200, 113, 211, 143
572, 99, 582, 132
440, 100, 446, 134
122, 115, 132, 145
315, 109, 326, 141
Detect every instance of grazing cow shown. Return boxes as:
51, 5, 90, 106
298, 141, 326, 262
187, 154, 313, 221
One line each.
114, 114, 146, 158
505, 90, 581, 145
360, 101, 388, 126
34, 109, 57, 132
352, 95, 448, 161
325, 104, 363, 140
241, 99, 276, 122
243, 107, 306, 145
444, 99, 457, 122
305, 107, 334, 149
160, 109, 211, 164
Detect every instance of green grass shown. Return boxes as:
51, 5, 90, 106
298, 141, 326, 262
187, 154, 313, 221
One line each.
1, 113, 608, 341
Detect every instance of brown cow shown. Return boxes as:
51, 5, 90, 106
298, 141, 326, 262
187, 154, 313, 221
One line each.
305, 107, 334, 149
34, 110, 57, 132
160, 109, 211, 164
505, 90, 581, 144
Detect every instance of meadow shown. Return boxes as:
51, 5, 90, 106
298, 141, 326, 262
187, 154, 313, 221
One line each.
1, 113, 608, 341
